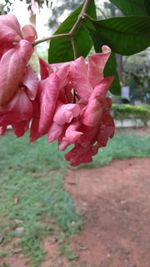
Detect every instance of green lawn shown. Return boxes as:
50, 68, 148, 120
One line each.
0, 130, 150, 266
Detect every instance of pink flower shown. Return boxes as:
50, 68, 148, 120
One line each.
33, 46, 115, 166
0, 40, 38, 137
0, 14, 37, 57
0, 15, 38, 137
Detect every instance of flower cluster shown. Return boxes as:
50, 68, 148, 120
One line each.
0, 14, 115, 166
0, 14, 38, 137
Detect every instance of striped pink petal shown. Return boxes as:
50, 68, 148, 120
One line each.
39, 73, 60, 134
88, 45, 111, 88
0, 40, 33, 106
22, 24, 37, 42
53, 103, 80, 125
22, 65, 38, 100
69, 57, 92, 101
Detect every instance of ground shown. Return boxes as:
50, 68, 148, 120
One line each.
65, 158, 150, 267
0, 128, 150, 267
1, 158, 150, 267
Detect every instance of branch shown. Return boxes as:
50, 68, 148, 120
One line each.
33, 32, 70, 47
33, 0, 91, 48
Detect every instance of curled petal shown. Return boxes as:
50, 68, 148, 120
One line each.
53, 103, 80, 125
81, 77, 113, 127
21, 24, 37, 42
64, 122, 82, 142
39, 73, 59, 134
12, 121, 29, 137
0, 90, 33, 126
56, 64, 70, 88
69, 57, 92, 101
39, 58, 53, 79
59, 122, 82, 151
90, 77, 114, 101
48, 121, 64, 143
30, 101, 41, 142
65, 145, 93, 166
88, 45, 111, 88
82, 98, 103, 127
0, 40, 33, 106
0, 14, 21, 44
97, 113, 115, 147
22, 65, 38, 100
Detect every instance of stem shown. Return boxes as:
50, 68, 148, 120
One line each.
70, 0, 91, 35
33, 0, 91, 47
70, 36, 77, 59
33, 32, 70, 47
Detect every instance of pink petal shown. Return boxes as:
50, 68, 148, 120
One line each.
12, 121, 29, 137
53, 103, 80, 125
56, 64, 70, 88
22, 65, 38, 100
69, 57, 92, 101
59, 122, 83, 151
0, 90, 33, 125
97, 113, 115, 147
39, 73, 59, 134
78, 125, 98, 146
48, 121, 64, 143
0, 14, 21, 44
90, 77, 114, 101
21, 24, 37, 42
65, 145, 93, 166
64, 122, 82, 142
81, 98, 103, 127
30, 90, 42, 142
88, 45, 111, 88
81, 77, 113, 127
39, 58, 53, 79
30, 117, 40, 142
0, 40, 33, 106
48, 122, 64, 143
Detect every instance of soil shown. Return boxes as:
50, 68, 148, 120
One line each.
0, 128, 150, 267
65, 158, 150, 267
40, 157, 150, 267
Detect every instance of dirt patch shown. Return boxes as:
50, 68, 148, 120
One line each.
0, 238, 29, 267
65, 158, 150, 267
1, 158, 149, 267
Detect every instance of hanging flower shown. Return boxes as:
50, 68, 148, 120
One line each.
0, 14, 38, 137
0, 40, 38, 137
31, 46, 115, 166
0, 14, 37, 57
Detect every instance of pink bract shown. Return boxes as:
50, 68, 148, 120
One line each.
0, 43, 38, 137
0, 14, 37, 57
0, 15, 38, 137
33, 45, 115, 166
0, 40, 34, 106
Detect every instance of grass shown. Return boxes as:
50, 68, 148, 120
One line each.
92, 132, 150, 167
0, 129, 150, 266
0, 133, 81, 267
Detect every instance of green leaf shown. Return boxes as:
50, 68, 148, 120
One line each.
109, 0, 147, 16
84, 16, 150, 55
144, 0, 150, 16
104, 53, 121, 95
48, 1, 96, 63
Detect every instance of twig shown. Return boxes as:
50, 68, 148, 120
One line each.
33, 0, 92, 47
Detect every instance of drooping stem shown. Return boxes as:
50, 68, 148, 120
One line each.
70, 36, 77, 59
33, 33, 70, 47
33, 0, 91, 47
